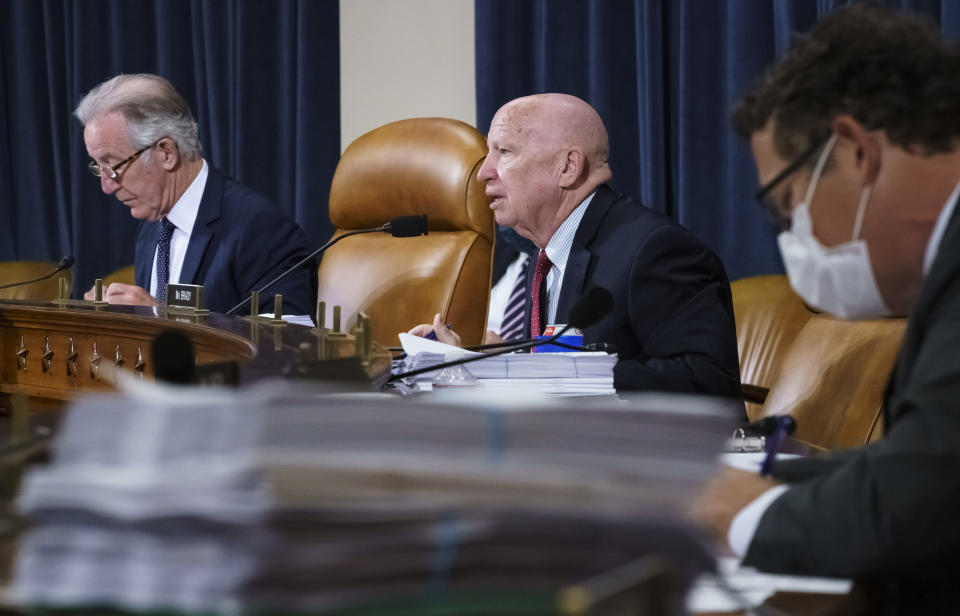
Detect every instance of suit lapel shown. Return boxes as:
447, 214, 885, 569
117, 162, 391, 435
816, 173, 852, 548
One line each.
135, 221, 159, 289
556, 185, 615, 322
179, 166, 223, 285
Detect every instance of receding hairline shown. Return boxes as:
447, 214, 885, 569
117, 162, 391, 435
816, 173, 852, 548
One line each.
75, 74, 182, 125
493, 94, 610, 163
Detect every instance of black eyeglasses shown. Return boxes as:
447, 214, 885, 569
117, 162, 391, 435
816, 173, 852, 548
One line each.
754, 134, 830, 228
88, 140, 159, 179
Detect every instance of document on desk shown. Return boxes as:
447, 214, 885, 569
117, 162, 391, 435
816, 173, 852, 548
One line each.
397, 334, 618, 396
686, 556, 853, 612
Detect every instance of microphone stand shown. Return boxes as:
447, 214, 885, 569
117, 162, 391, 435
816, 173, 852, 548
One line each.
0, 260, 73, 290
224, 226, 386, 316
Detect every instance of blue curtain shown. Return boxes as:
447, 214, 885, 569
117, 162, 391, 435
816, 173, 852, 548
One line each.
0, 0, 339, 296
476, 0, 960, 281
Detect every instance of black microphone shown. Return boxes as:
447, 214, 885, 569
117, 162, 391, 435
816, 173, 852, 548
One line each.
742, 415, 797, 436
224, 215, 429, 316
152, 330, 195, 384
389, 286, 614, 382
386, 214, 428, 238
0, 256, 75, 290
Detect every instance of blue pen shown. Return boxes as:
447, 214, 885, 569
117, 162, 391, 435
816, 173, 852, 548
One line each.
759, 415, 796, 477
425, 322, 454, 341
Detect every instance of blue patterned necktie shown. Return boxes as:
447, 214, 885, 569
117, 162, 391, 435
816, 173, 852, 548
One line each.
155, 218, 175, 304
499, 255, 530, 341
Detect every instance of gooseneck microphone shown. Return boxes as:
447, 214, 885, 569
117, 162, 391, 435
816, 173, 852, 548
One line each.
224, 215, 429, 316
0, 256, 75, 290
389, 286, 614, 382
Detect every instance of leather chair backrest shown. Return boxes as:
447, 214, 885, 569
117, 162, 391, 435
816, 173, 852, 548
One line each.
732, 275, 815, 417
317, 118, 494, 346
103, 264, 136, 287
0, 261, 72, 300
762, 315, 906, 449
732, 274, 907, 449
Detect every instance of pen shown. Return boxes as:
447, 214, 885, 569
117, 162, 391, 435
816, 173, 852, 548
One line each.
425, 322, 454, 341
759, 415, 796, 477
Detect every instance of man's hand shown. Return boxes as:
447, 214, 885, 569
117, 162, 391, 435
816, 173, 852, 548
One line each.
483, 330, 504, 345
84, 282, 157, 307
407, 313, 461, 346
689, 466, 779, 549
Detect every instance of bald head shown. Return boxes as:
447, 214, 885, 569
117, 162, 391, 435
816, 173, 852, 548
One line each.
478, 94, 613, 247
497, 93, 612, 186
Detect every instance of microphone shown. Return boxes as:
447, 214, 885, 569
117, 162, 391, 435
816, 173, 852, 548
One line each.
386, 214, 428, 238
389, 286, 614, 382
0, 256, 75, 290
224, 214, 429, 316
152, 330, 195, 384
742, 415, 797, 437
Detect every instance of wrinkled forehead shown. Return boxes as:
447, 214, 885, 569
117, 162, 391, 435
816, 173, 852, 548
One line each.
488, 102, 551, 147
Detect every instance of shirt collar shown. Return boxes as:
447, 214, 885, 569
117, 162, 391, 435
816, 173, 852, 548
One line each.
923, 174, 960, 276
544, 191, 596, 274
165, 159, 208, 235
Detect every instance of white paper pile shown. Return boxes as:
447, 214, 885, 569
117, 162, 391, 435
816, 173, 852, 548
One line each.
10, 379, 271, 613
396, 333, 617, 396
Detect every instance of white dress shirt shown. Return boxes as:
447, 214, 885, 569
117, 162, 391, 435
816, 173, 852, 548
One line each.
728, 174, 960, 557
487, 252, 530, 333
149, 160, 209, 297
542, 192, 595, 325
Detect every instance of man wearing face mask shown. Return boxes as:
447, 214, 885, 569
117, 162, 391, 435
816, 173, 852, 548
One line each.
691, 5, 960, 612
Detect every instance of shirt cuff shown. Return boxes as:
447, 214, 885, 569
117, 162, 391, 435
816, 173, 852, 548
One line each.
728, 484, 790, 557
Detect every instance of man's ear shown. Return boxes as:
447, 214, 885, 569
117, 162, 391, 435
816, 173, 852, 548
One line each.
558, 149, 586, 188
832, 115, 881, 184
156, 138, 181, 171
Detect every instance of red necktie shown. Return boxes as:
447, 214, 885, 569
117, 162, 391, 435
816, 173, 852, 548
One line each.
530, 250, 553, 336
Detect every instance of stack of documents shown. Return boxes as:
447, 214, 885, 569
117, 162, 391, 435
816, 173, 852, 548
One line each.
10, 382, 738, 615
10, 380, 271, 613
396, 333, 617, 396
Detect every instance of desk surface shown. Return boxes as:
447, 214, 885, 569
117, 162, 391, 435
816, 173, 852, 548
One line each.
0, 299, 390, 408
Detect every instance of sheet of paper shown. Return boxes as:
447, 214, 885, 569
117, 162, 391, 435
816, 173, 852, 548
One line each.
397, 332, 480, 359
258, 313, 314, 327
686, 556, 853, 612
721, 452, 801, 473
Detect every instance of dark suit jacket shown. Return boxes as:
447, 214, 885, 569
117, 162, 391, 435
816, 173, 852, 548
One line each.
135, 166, 315, 316
745, 196, 960, 613
524, 185, 741, 396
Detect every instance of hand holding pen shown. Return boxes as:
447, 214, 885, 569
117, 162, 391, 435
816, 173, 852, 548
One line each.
405, 313, 460, 346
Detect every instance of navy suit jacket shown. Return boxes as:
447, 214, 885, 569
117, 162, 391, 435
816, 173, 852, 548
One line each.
525, 185, 741, 396
135, 166, 315, 316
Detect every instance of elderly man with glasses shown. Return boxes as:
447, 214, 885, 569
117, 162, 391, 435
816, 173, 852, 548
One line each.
78, 73, 314, 316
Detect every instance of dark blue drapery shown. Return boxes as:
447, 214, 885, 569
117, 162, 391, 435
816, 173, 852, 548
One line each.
0, 0, 339, 296
475, 0, 960, 281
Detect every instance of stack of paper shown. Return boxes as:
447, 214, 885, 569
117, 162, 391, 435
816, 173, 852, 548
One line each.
10, 380, 271, 613
10, 382, 738, 615
396, 333, 617, 396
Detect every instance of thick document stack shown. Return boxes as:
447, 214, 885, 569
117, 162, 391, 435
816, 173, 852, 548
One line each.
397, 333, 618, 396
10, 381, 738, 615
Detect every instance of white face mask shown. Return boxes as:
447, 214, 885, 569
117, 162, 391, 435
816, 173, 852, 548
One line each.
776, 135, 891, 320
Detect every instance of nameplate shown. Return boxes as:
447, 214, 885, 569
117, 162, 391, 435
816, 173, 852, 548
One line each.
166, 283, 209, 314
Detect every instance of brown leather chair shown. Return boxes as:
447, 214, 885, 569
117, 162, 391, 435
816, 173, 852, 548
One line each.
102, 264, 136, 287
0, 261, 72, 300
732, 275, 906, 449
732, 275, 816, 418
316, 118, 494, 347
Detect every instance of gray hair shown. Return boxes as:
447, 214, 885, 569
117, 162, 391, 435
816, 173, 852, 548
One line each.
75, 74, 203, 161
